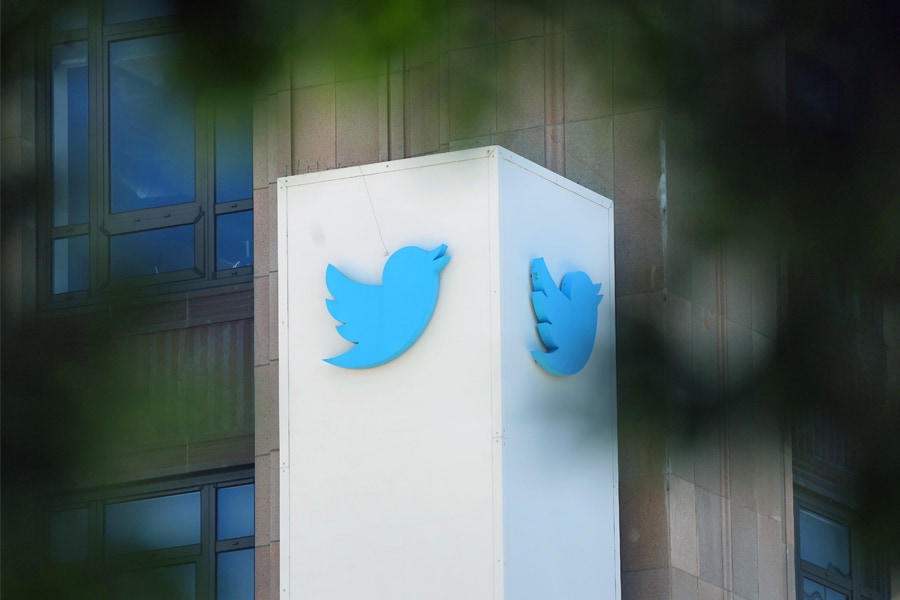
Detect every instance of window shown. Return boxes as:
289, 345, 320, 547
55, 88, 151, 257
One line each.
49, 473, 254, 599
44, 0, 253, 302
795, 498, 888, 600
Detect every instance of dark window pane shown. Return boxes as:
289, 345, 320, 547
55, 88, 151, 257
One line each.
51, 0, 88, 32
110, 35, 194, 213
109, 224, 194, 279
215, 101, 252, 203
105, 491, 200, 554
217, 484, 254, 540
53, 235, 90, 294
217, 549, 254, 600
802, 577, 848, 600
50, 507, 89, 562
52, 42, 89, 227
112, 563, 196, 600
799, 509, 851, 578
104, 0, 179, 25
216, 211, 253, 271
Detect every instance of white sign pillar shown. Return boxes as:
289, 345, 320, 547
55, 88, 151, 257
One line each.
278, 146, 618, 599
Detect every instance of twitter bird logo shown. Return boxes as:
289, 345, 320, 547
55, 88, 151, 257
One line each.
324, 244, 451, 369
530, 257, 603, 376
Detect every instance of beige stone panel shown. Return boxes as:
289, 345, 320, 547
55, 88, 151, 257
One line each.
267, 182, 278, 275
255, 453, 271, 546
494, 126, 545, 167
545, 33, 565, 126
698, 579, 725, 600
614, 200, 664, 296
669, 476, 700, 576
619, 475, 669, 571
388, 58, 404, 160
614, 109, 661, 204
254, 362, 278, 454
496, 37, 545, 132
752, 426, 785, 521
254, 542, 280, 600
613, 20, 664, 113
725, 319, 753, 394
255, 537, 271, 599
751, 241, 778, 338
725, 240, 753, 328
691, 301, 719, 394
564, 116, 614, 199
731, 504, 760, 600
268, 90, 293, 183
666, 204, 693, 302
545, 123, 565, 176
291, 49, 335, 89
253, 98, 269, 190
696, 487, 725, 587
664, 292, 692, 377
448, 45, 497, 141
728, 420, 757, 511
564, 0, 614, 31
621, 567, 669, 600
672, 568, 700, 600
668, 434, 695, 484
448, 135, 495, 151
751, 331, 775, 378
269, 272, 279, 362
253, 186, 270, 275
496, 0, 544, 40
447, 0, 495, 50
617, 392, 666, 479
335, 77, 381, 168
254, 275, 270, 367
758, 514, 787, 600
292, 84, 336, 173
269, 449, 280, 542
404, 59, 442, 157
690, 239, 718, 314
693, 425, 723, 495
564, 28, 613, 122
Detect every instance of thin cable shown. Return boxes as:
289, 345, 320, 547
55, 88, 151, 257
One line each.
360, 168, 389, 256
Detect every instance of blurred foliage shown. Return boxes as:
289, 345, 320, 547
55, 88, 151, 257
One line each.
3, 0, 900, 595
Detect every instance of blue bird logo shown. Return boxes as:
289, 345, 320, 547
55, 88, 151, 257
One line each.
530, 257, 603, 376
324, 244, 451, 369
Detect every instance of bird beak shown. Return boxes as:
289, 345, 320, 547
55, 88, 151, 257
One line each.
430, 244, 450, 272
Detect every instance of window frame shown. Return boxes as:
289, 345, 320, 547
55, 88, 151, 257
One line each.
794, 492, 888, 600
38, 3, 254, 307
48, 468, 254, 600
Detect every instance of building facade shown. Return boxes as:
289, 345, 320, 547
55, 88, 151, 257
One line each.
2, 1, 897, 599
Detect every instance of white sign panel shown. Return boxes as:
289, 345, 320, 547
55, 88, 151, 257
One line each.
278, 146, 618, 599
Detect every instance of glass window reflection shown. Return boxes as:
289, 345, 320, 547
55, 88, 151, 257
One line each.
52, 42, 89, 227
217, 549, 254, 600
799, 509, 851, 578
105, 492, 200, 554
217, 484, 254, 540
53, 236, 90, 294
216, 212, 253, 271
109, 224, 194, 279
109, 35, 194, 213
215, 100, 252, 204
802, 577, 848, 600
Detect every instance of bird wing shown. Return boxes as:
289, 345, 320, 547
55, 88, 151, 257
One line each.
325, 264, 381, 343
531, 258, 569, 350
